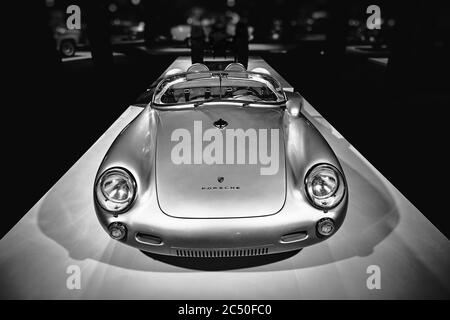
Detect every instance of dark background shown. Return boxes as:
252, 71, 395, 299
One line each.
4, 0, 449, 239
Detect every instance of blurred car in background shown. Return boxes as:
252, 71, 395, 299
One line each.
54, 26, 81, 57
110, 19, 145, 44
171, 24, 192, 46
269, 10, 329, 43
170, 8, 253, 48
170, 24, 253, 47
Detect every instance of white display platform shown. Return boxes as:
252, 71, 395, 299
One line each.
0, 58, 448, 299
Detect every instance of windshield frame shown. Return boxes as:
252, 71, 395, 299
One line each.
152, 71, 287, 107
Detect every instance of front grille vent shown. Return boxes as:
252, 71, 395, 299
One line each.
174, 247, 269, 258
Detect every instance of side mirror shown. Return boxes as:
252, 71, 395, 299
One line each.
285, 92, 303, 117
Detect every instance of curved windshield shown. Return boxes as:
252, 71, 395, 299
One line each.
153, 71, 286, 105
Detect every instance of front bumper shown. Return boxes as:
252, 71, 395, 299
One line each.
94, 188, 348, 257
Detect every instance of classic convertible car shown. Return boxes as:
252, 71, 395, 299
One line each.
94, 62, 348, 257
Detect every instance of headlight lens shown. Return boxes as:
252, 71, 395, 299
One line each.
95, 168, 136, 212
305, 164, 345, 209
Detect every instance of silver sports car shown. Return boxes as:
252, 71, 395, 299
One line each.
94, 62, 348, 257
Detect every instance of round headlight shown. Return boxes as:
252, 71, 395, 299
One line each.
305, 164, 345, 210
95, 168, 136, 212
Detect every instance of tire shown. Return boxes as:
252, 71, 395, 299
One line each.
60, 40, 76, 57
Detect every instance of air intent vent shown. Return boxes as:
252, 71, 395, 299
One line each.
174, 247, 270, 258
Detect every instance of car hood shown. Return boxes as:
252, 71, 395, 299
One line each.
155, 104, 286, 218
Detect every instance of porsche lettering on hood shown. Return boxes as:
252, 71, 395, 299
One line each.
156, 104, 286, 219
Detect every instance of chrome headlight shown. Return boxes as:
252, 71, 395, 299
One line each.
305, 164, 346, 210
95, 168, 136, 213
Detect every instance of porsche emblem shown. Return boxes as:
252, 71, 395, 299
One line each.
213, 118, 228, 129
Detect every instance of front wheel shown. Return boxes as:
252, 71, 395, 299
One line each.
60, 40, 76, 57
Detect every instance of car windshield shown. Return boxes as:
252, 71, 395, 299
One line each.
153, 71, 286, 105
